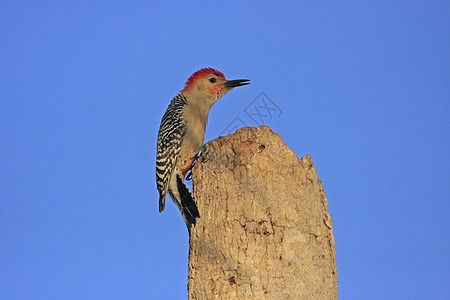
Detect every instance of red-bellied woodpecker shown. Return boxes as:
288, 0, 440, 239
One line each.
156, 68, 250, 230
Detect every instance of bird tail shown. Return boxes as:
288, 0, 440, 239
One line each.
175, 174, 200, 228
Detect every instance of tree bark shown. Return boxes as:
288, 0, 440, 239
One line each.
188, 126, 337, 299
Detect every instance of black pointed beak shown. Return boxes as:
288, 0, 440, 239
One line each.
223, 79, 250, 88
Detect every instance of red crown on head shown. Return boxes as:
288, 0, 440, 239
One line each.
182, 68, 225, 92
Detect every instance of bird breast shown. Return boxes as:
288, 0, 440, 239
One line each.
180, 103, 208, 162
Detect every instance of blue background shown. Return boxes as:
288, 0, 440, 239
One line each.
1, 1, 449, 299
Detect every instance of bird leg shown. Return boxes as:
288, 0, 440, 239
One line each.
198, 141, 210, 162
185, 142, 211, 181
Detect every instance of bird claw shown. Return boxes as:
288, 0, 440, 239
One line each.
185, 142, 211, 181
199, 142, 210, 162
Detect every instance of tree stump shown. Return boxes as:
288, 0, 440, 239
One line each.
188, 126, 337, 299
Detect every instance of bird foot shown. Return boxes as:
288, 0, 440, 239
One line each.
198, 141, 210, 162
185, 142, 211, 181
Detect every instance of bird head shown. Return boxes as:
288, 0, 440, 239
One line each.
181, 68, 250, 107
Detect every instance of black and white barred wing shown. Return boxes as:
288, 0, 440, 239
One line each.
156, 94, 187, 212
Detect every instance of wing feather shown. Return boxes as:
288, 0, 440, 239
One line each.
156, 94, 187, 212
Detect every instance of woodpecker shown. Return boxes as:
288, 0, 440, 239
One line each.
156, 68, 250, 230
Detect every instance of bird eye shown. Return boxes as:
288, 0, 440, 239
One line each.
209, 77, 216, 83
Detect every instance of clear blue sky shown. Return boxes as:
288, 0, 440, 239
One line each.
1, 1, 449, 299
